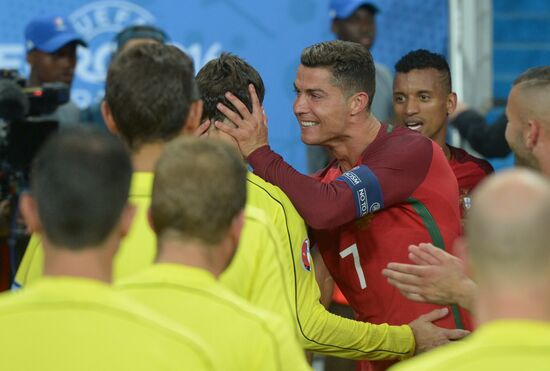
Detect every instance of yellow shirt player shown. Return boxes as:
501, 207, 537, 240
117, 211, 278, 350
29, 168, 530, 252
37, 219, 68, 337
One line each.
119, 137, 309, 371
3, 128, 218, 371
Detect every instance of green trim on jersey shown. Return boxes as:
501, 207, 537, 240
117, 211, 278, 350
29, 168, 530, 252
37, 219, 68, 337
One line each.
406, 197, 465, 330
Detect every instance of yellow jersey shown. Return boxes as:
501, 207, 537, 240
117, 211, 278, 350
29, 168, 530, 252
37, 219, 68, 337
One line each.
243, 172, 415, 360
219, 204, 295, 325
119, 263, 310, 371
0, 276, 218, 370
390, 320, 550, 370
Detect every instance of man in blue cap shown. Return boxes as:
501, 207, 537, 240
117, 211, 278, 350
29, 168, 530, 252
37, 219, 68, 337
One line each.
24, 14, 87, 126
331, 0, 393, 125
307, 0, 393, 173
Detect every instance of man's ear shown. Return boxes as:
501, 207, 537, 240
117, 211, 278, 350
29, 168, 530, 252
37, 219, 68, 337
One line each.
19, 193, 41, 234
101, 101, 119, 135
447, 92, 458, 116
349, 92, 370, 116
525, 119, 541, 150
182, 100, 204, 135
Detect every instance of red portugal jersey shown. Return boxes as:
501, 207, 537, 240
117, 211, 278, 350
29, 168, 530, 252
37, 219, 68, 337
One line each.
448, 145, 494, 219
248, 125, 473, 371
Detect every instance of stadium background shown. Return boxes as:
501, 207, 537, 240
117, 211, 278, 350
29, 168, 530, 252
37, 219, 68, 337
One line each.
0, 0, 448, 173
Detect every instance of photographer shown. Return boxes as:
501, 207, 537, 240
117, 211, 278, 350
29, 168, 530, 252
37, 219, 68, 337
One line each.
25, 14, 86, 126
0, 15, 87, 290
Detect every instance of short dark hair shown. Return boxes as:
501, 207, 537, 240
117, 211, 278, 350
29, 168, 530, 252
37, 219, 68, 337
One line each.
196, 53, 265, 122
31, 127, 132, 249
105, 43, 198, 151
395, 49, 452, 93
513, 66, 550, 88
300, 40, 376, 108
152, 137, 247, 245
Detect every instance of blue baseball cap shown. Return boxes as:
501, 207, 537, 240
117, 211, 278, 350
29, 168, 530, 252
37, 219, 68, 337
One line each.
329, 0, 380, 20
25, 15, 87, 53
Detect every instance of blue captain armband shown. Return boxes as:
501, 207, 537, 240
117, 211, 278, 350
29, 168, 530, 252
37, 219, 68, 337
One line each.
336, 165, 384, 218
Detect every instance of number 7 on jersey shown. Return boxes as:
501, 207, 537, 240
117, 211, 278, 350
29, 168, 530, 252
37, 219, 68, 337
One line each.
339, 243, 367, 289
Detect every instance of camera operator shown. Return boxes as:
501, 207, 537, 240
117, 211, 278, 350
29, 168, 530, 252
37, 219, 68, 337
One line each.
0, 15, 87, 290
25, 14, 86, 126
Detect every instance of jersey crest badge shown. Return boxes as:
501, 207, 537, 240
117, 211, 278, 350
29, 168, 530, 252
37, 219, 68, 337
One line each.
300, 238, 312, 272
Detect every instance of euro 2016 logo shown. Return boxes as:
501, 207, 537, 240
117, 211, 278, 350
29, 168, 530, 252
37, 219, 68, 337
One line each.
67, 1, 221, 108
300, 238, 312, 272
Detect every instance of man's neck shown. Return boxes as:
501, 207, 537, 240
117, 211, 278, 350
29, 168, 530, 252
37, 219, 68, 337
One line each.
328, 114, 382, 172
43, 245, 114, 284
132, 142, 165, 172
156, 238, 224, 277
475, 283, 550, 326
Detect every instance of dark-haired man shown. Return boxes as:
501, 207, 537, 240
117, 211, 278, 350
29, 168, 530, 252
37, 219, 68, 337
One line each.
392, 49, 493, 218
216, 40, 471, 370
308, 0, 394, 173
0, 128, 217, 370
383, 66, 550, 313
80, 24, 169, 128
14, 43, 203, 286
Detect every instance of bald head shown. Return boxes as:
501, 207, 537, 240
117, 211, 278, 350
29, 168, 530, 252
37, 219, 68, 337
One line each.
512, 67, 550, 126
505, 67, 550, 171
466, 169, 550, 284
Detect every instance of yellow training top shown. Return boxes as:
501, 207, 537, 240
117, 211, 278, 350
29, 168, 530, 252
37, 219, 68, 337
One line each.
0, 276, 218, 371
390, 320, 550, 370
119, 263, 311, 371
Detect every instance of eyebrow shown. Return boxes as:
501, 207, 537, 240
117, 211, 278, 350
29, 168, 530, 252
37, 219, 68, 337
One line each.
293, 83, 326, 95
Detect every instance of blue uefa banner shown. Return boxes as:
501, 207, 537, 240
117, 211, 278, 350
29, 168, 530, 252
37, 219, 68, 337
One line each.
0, 0, 447, 172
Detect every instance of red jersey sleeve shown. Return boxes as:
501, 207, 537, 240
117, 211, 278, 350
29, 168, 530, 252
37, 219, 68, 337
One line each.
247, 127, 435, 230
247, 145, 355, 229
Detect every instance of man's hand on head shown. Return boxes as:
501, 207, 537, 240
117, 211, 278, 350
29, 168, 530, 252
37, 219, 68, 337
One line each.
193, 119, 211, 138
214, 84, 268, 158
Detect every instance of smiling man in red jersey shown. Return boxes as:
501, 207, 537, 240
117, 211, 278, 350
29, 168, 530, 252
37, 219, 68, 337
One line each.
215, 40, 471, 371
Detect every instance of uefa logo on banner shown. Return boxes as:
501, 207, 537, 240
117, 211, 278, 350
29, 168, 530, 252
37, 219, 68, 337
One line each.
67, 1, 221, 109
68, 1, 156, 107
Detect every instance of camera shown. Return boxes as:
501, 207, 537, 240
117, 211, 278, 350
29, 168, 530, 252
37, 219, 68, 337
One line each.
0, 69, 70, 243
0, 69, 70, 168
